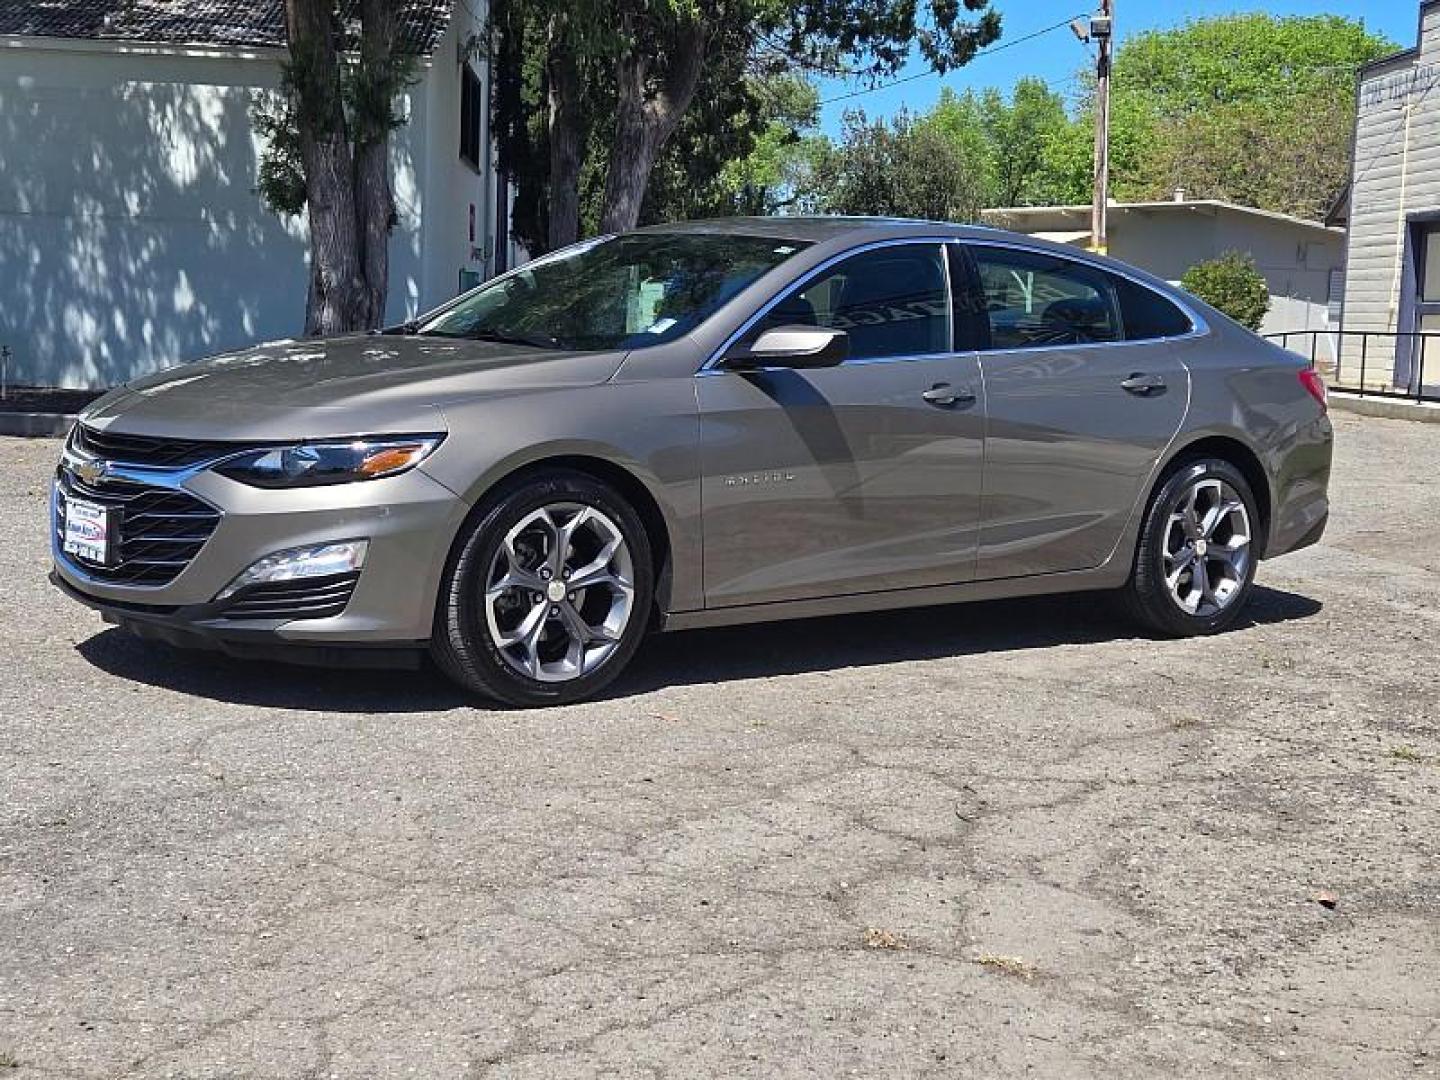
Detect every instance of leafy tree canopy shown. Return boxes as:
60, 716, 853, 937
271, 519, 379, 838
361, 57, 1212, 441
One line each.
1106, 13, 1396, 218
796, 12, 1396, 223
492, 0, 1003, 250
810, 108, 986, 222
1117, 13, 1393, 116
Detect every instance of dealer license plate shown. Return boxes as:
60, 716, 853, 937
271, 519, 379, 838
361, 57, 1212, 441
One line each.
63, 495, 115, 565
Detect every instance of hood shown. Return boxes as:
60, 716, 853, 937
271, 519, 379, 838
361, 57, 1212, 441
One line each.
81, 335, 628, 441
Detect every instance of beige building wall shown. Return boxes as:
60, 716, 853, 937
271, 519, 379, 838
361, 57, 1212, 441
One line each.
1341, 0, 1440, 389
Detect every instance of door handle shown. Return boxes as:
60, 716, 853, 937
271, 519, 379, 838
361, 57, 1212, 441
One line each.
1120, 372, 1167, 394
922, 383, 976, 407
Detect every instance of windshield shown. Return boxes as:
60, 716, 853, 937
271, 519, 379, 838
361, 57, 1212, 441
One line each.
418, 232, 812, 351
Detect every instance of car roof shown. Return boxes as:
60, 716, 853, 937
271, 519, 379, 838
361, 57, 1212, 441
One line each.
624, 214, 1221, 339
624, 215, 1204, 321
631, 216, 1011, 244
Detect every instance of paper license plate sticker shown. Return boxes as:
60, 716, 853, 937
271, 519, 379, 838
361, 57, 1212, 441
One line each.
63, 497, 113, 565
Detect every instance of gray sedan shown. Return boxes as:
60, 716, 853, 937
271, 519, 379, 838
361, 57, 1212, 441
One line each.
52, 218, 1333, 706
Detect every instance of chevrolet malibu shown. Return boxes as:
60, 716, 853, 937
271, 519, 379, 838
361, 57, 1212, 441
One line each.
51, 218, 1333, 706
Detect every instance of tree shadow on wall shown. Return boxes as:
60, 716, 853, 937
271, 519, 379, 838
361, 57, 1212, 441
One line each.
0, 58, 421, 389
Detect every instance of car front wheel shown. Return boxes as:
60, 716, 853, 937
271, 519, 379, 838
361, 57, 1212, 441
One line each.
432, 470, 654, 706
1121, 457, 1260, 638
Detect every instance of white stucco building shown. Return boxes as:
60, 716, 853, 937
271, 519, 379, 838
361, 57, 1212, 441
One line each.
982, 198, 1347, 347
0, 0, 513, 389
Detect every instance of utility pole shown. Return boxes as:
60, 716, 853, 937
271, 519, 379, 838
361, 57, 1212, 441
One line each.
1090, 0, 1114, 255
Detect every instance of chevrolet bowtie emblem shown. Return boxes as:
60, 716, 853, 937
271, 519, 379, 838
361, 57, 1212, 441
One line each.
74, 458, 110, 485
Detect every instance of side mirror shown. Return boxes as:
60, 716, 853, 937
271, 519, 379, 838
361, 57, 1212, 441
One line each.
723, 325, 849, 370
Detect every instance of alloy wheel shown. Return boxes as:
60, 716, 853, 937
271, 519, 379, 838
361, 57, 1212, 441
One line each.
1162, 477, 1252, 618
483, 502, 635, 682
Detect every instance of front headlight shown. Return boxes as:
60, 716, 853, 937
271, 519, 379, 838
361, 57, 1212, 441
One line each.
214, 435, 444, 488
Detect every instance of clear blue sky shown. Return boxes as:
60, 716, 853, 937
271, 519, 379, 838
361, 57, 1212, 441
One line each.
815, 0, 1419, 135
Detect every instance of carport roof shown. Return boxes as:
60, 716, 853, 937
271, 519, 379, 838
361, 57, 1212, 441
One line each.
0, 0, 454, 54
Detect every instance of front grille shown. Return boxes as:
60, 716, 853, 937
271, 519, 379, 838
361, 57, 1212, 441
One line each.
55, 468, 222, 587
221, 573, 360, 621
71, 424, 240, 468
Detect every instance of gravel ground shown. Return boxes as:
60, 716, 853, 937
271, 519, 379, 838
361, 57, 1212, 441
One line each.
1, 411, 1437, 1079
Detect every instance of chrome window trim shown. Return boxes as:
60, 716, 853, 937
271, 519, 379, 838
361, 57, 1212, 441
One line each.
961, 237, 1211, 347
939, 241, 957, 355
699, 236, 962, 375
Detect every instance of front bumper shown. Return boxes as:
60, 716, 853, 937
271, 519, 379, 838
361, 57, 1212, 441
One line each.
51, 461, 470, 648
51, 570, 427, 668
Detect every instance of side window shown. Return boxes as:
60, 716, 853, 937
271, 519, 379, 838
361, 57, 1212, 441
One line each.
754, 245, 951, 361
969, 247, 1121, 350
460, 64, 482, 168
1109, 274, 1194, 340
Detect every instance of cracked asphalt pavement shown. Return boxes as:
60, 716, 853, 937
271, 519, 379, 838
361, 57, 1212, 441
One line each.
2, 411, 1438, 1078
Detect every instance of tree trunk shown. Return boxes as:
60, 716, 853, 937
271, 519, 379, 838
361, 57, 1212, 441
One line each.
546, 21, 583, 249
284, 0, 364, 335
306, 256, 323, 332
304, 136, 366, 334
355, 0, 399, 328
354, 141, 394, 329
599, 19, 707, 234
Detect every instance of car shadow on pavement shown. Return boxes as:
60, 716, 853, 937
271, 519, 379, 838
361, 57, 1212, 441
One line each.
614, 584, 1322, 695
72, 585, 1322, 712
75, 628, 470, 714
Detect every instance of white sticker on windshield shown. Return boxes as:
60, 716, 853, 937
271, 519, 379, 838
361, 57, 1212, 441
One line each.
646, 317, 678, 334
774, 245, 797, 254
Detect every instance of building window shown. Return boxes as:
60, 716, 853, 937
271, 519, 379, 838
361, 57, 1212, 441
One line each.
460, 64, 482, 168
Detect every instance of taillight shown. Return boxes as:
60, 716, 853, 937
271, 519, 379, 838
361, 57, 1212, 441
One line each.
1298, 368, 1328, 413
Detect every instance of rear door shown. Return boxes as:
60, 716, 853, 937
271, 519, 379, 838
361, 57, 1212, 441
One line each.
957, 243, 1194, 580
697, 241, 985, 608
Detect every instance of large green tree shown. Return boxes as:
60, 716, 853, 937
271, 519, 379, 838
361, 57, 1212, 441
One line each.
796, 78, 1074, 219
1099, 14, 1396, 218
714, 78, 826, 217
809, 109, 986, 222
491, 0, 1002, 251
977, 78, 1069, 207
803, 13, 1395, 222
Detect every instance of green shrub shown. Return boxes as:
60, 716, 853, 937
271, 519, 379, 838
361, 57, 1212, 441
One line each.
1180, 251, 1271, 331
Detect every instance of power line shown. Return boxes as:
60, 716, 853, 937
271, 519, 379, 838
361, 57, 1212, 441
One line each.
817, 14, 1088, 107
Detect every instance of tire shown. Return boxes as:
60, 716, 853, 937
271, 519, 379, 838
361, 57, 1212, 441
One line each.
1119, 457, 1261, 638
431, 469, 654, 707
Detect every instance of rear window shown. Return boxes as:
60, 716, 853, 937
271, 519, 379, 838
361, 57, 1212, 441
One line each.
1111, 275, 1194, 340
966, 245, 1195, 349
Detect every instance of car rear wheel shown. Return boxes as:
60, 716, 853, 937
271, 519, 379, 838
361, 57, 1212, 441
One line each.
432, 470, 653, 706
1120, 457, 1260, 637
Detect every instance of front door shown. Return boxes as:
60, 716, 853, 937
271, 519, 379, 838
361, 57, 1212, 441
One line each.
698, 242, 985, 608
959, 243, 1193, 581
1406, 221, 1440, 394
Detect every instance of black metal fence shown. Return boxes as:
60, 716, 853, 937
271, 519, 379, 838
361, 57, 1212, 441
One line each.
1265, 329, 1440, 404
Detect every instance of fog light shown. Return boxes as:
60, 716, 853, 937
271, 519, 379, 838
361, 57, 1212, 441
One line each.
215, 540, 368, 600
